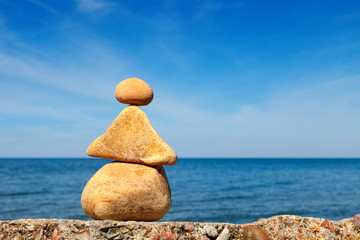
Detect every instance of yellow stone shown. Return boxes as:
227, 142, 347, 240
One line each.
81, 161, 171, 221
87, 105, 177, 165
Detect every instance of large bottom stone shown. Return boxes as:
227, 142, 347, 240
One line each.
81, 161, 171, 221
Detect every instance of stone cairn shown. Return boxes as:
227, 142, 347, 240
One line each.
81, 78, 177, 221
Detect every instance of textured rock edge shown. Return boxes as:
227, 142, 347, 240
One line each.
1, 214, 359, 239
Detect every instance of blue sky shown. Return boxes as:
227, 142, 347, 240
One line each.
0, 0, 359, 158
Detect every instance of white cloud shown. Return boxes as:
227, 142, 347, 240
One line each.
0, 129, 92, 157
75, 0, 108, 12
27, 0, 58, 15
339, 11, 360, 23
193, 0, 242, 20
1, 46, 359, 158
1, 33, 359, 158
0, 39, 128, 101
147, 75, 360, 158
0, 36, 131, 158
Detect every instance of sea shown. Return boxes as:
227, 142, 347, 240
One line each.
0, 158, 359, 223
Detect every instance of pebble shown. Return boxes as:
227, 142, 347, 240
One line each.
81, 161, 171, 221
241, 225, 271, 240
115, 78, 153, 105
87, 105, 177, 166
324, 229, 335, 239
204, 225, 218, 237
27, 225, 35, 231
216, 228, 229, 240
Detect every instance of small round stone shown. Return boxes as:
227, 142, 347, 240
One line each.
115, 78, 154, 105
218, 228, 230, 240
204, 225, 218, 237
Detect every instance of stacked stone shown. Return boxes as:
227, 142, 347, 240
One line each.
81, 78, 177, 221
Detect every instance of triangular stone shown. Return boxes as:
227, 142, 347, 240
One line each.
87, 105, 177, 165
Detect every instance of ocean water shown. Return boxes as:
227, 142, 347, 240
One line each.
0, 158, 359, 223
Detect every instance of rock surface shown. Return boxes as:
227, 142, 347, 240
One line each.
115, 78, 154, 105
354, 214, 360, 230
87, 105, 177, 165
81, 161, 171, 221
1, 215, 360, 240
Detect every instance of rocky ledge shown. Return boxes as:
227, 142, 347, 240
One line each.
1, 214, 360, 240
